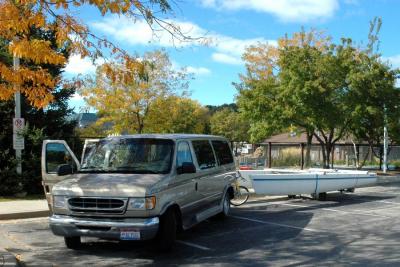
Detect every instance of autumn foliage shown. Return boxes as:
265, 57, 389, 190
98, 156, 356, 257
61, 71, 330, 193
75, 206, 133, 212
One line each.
80, 50, 193, 134
0, 0, 172, 108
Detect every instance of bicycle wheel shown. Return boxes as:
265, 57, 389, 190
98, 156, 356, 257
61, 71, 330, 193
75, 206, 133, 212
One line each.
230, 186, 250, 206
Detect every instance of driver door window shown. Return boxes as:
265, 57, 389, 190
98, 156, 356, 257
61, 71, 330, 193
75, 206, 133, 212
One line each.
46, 143, 77, 173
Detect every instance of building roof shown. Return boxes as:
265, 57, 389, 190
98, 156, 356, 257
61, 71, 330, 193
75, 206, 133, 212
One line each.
261, 132, 360, 145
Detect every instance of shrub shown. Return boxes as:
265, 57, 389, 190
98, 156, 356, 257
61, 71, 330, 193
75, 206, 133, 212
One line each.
272, 147, 301, 167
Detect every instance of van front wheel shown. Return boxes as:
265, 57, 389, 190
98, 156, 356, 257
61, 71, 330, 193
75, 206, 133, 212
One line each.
64, 236, 81, 249
216, 192, 231, 219
156, 209, 177, 251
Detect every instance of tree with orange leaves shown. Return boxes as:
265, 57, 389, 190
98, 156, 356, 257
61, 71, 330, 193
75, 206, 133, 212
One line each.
80, 50, 191, 134
0, 0, 189, 108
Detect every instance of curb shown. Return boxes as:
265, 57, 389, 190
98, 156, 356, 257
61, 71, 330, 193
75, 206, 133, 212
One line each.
0, 248, 17, 267
0, 210, 49, 221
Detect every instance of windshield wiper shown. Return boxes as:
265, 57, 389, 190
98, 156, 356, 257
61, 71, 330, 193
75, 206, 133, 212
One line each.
80, 167, 163, 174
115, 167, 162, 174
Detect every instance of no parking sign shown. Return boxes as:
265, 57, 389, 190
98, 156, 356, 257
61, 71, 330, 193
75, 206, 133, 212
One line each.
13, 118, 25, 150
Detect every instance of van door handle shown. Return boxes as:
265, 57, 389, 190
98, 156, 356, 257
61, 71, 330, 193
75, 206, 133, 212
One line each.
195, 182, 198, 191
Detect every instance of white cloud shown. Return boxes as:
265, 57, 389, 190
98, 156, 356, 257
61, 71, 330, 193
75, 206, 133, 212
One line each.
64, 54, 105, 76
64, 54, 96, 75
383, 55, 400, 87
200, 0, 339, 22
187, 66, 211, 75
91, 17, 206, 48
212, 53, 242, 65
211, 35, 277, 64
383, 55, 400, 69
91, 15, 276, 65
172, 61, 211, 76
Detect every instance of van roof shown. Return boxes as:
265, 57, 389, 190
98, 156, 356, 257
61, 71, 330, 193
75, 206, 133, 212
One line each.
103, 134, 229, 141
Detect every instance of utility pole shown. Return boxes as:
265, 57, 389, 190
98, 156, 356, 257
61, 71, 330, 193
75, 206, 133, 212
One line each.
383, 105, 388, 173
13, 53, 23, 175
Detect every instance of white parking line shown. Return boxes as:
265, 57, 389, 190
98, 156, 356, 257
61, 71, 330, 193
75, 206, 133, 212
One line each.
230, 215, 323, 233
356, 191, 400, 195
278, 203, 390, 218
379, 200, 400, 205
238, 201, 292, 208
0, 217, 48, 225
176, 240, 212, 251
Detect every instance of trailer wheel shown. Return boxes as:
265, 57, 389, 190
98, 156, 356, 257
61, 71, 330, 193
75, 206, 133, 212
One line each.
318, 192, 327, 201
311, 192, 327, 201
288, 195, 296, 199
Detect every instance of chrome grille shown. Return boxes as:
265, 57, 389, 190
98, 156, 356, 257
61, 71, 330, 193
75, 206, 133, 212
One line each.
68, 197, 127, 214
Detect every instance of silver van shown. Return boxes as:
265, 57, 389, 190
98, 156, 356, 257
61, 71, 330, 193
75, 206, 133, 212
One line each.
41, 134, 236, 250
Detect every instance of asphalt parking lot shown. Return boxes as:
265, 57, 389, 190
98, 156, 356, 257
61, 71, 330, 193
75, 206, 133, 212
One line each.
2, 182, 400, 266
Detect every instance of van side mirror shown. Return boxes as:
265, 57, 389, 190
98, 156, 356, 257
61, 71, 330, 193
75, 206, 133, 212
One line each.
177, 162, 196, 175
57, 164, 73, 176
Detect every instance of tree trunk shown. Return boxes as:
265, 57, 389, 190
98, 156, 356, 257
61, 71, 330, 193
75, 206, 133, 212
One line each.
305, 132, 312, 168
325, 143, 332, 169
379, 145, 383, 170
352, 141, 359, 168
358, 148, 370, 169
320, 142, 327, 168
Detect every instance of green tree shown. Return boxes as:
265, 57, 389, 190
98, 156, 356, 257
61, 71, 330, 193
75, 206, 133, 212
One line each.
146, 96, 209, 134
278, 38, 358, 168
348, 57, 400, 168
346, 18, 400, 169
206, 103, 238, 115
210, 108, 250, 143
237, 28, 399, 169
236, 30, 329, 166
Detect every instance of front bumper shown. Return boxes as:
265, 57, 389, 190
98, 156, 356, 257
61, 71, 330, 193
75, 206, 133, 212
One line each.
49, 214, 159, 240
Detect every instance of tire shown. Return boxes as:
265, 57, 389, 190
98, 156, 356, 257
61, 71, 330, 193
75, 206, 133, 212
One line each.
288, 195, 296, 199
319, 192, 327, 201
346, 188, 355, 193
230, 186, 249, 206
311, 192, 327, 201
155, 208, 177, 251
216, 192, 231, 219
64, 236, 81, 250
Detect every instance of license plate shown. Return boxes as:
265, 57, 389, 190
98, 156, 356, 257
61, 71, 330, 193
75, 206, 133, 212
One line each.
120, 228, 140, 240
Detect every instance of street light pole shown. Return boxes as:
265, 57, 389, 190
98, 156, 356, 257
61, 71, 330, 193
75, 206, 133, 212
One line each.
13, 54, 22, 175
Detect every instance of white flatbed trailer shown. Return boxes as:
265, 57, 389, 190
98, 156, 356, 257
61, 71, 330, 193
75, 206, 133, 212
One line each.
239, 168, 377, 197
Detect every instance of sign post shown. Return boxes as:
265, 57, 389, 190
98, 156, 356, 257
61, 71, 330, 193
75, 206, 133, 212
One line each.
383, 104, 388, 173
13, 54, 23, 175
13, 118, 25, 150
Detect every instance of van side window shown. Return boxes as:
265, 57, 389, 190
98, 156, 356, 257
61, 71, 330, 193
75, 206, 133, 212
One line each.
212, 141, 234, 165
192, 140, 216, 169
176, 142, 193, 168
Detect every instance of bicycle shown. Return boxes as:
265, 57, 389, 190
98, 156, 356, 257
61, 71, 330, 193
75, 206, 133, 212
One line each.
230, 171, 250, 206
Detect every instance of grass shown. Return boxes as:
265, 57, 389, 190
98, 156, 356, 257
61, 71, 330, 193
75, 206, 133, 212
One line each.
0, 194, 45, 202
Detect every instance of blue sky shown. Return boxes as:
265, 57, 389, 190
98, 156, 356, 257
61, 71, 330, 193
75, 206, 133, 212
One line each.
66, 0, 400, 111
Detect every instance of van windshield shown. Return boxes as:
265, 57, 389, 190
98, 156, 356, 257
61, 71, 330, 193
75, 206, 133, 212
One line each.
80, 138, 174, 174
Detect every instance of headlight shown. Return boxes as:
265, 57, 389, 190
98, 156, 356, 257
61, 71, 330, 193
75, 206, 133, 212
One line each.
53, 195, 67, 209
128, 197, 156, 210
